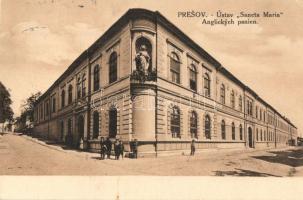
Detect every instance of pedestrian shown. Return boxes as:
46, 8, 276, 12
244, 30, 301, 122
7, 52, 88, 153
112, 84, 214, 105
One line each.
114, 139, 120, 160
105, 137, 112, 159
119, 140, 124, 159
190, 139, 195, 156
133, 139, 138, 159
100, 137, 106, 160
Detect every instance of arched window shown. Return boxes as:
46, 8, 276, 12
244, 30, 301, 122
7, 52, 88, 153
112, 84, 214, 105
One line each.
220, 84, 225, 104
93, 65, 100, 91
239, 124, 243, 140
77, 77, 81, 99
81, 74, 86, 97
190, 111, 198, 138
68, 85, 73, 105
231, 122, 235, 140
255, 106, 258, 118
109, 52, 118, 84
205, 115, 211, 139
260, 129, 263, 141
239, 95, 242, 111
230, 90, 235, 108
93, 111, 99, 139
221, 120, 226, 140
170, 52, 180, 84
171, 106, 180, 138
189, 64, 197, 91
109, 108, 117, 138
61, 90, 65, 108
204, 73, 211, 97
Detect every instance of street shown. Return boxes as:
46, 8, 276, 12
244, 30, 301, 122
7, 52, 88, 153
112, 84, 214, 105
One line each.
1, 133, 303, 176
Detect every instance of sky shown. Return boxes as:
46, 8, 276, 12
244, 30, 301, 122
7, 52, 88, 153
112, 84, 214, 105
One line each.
0, 0, 302, 135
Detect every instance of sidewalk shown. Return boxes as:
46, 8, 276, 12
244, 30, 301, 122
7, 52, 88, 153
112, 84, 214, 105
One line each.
20, 133, 295, 161
21, 134, 101, 159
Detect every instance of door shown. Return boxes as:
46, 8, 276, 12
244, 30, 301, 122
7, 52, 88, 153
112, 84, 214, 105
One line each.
248, 127, 253, 148
109, 108, 117, 138
78, 115, 84, 145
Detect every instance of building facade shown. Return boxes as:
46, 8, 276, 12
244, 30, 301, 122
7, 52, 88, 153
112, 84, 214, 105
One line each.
33, 9, 298, 155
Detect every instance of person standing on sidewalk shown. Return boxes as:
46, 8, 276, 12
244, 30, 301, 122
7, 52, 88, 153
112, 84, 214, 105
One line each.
119, 140, 124, 159
133, 139, 138, 159
105, 137, 112, 159
114, 139, 120, 160
190, 139, 195, 156
100, 137, 106, 160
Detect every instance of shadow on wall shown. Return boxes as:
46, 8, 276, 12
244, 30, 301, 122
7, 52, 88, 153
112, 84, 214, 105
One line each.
213, 168, 281, 177
252, 148, 303, 167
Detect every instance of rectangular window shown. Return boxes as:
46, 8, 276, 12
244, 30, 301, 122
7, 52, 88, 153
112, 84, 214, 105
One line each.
52, 98, 56, 113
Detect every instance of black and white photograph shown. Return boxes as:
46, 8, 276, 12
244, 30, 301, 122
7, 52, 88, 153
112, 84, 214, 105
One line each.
0, 0, 303, 199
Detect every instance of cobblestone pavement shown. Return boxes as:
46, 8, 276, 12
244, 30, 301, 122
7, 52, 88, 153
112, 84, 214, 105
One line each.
1, 133, 302, 176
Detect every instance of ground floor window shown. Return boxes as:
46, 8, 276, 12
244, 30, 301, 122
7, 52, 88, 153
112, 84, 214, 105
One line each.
205, 115, 211, 139
171, 106, 180, 138
231, 122, 235, 140
190, 111, 197, 139
221, 120, 226, 140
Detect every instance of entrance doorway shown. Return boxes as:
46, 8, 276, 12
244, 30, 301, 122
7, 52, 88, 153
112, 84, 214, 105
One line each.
109, 108, 117, 138
77, 115, 84, 146
248, 127, 253, 148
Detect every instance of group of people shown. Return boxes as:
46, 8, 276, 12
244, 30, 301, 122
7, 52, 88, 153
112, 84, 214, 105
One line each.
100, 137, 124, 160
99, 138, 195, 159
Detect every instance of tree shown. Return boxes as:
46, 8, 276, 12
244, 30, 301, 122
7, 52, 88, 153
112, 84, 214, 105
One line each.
0, 81, 14, 123
21, 91, 41, 122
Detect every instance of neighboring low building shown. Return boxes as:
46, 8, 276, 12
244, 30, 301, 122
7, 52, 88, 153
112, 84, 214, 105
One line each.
33, 9, 298, 155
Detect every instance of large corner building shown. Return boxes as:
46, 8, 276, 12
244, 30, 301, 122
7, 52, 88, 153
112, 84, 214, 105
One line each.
33, 9, 298, 155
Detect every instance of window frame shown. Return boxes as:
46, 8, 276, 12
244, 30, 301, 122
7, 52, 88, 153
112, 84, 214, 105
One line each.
205, 115, 211, 139
231, 122, 236, 140
68, 85, 73, 105
221, 120, 226, 140
109, 52, 118, 84
170, 52, 181, 84
61, 90, 65, 108
204, 73, 211, 97
93, 64, 100, 91
190, 111, 198, 139
230, 90, 235, 108
189, 64, 197, 91
171, 106, 181, 138
220, 84, 225, 104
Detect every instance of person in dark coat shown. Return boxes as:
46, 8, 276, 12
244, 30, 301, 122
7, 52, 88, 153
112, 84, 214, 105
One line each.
119, 140, 124, 159
133, 139, 138, 159
114, 139, 120, 160
105, 137, 112, 159
190, 139, 195, 156
100, 137, 106, 160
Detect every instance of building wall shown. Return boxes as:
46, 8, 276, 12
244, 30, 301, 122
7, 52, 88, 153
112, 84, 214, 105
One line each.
33, 9, 297, 154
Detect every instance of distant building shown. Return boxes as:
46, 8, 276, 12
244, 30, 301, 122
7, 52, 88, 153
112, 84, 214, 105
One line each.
33, 9, 297, 155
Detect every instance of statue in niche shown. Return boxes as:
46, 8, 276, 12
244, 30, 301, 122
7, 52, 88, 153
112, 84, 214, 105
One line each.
131, 37, 156, 82
135, 44, 150, 75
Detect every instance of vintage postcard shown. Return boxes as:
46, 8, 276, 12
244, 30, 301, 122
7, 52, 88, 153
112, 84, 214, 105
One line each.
0, 0, 302, 199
